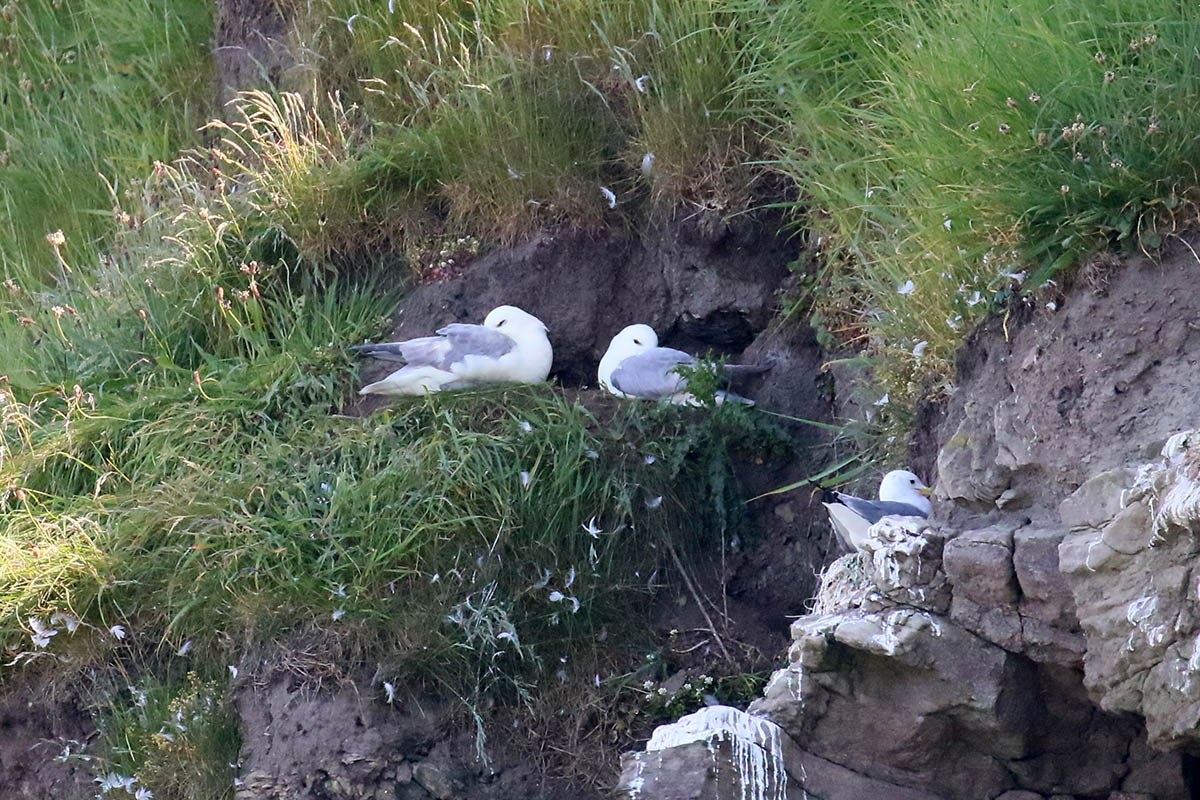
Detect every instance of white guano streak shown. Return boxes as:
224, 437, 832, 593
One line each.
645, 706, 787, 800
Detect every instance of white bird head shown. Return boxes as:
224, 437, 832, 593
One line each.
878, 469, 932, 514
607, 323, 658, 357
484, 305, 549, 341
598, 323, 659, 396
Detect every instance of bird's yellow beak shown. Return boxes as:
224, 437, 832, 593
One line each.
917, 486, 933, 497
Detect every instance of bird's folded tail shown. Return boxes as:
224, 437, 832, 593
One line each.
350, 343, 407, 363
721, 362, 772, 377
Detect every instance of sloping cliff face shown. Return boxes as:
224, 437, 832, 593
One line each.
616, 239, 1200, 799
0, 212, 831, 800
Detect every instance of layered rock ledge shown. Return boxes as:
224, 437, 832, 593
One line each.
617, 431, 1200, 799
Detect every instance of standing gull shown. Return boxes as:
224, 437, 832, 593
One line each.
353, 305, 552, 395
823, 470, 932, 552
597, 323, 766, 405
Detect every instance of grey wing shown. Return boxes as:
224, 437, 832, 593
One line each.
434, 324, 515, 367
353, 324, 513, 370
609, 348, 695, 398
834, 493, 928, 524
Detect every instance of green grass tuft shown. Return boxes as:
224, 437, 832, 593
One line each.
749, 0, 1200, 414
0, 0, 212, 281
281, 0, 767, 244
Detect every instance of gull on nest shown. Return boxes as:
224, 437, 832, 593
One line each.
353, 305, 552, 395
823, 470, 932, 552
597, 323, 767, 405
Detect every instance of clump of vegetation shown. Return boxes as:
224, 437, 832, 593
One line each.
639, 668, 768, 722
750, 0, 1200, 423
282, 0, 767, 244
96, 672, 240, 800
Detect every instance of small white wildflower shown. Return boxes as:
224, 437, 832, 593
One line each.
565, 566, 576, 588
331, 608, 346, 621
331, 583, 347, 598
873, 393, 889, 406
110, 624, 126, 640
947, 316, 962, 330
641, 153, 655, 175
912, 341, 929, 359
704, 675, 714, 685
657, 687, 669, 696
966, 291, 983, 307
634, 74, 651, 93
1046, 301, 1058, 311
594, 674, 601, 687
581, 516, 602, 538
645, 495, 663, 509
897, 279, 916, 295
520, 471, 532, 489
518, 420, 533, 433
585, 449, 599, 460
430, 572, 440, 583
683, 682, 693, 691
507, 166, 524, 180
497, 630, 517, 642
1005, 271, 1026, 284
534, 567, 552, 588
129, 686, 148, 707
549, 591, 565, 603
135, 788, 154, 800
228, 665, 239, 680
383, 681, 395, 704
644, 455, 656, 464
345, 13, 360, 33
643, 680, 654, 689
176, 640, 192, 657
943, 219, 952, 231
600, 186, 617, 209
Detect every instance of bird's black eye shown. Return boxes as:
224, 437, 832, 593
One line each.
910, 479, 916, 484
497, 319, 506, 327
633, 339, 642, 345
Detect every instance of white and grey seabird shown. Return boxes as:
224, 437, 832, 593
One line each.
353, 305, 552, 395
823, 469, 932, 552
597, 323, 765, 405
